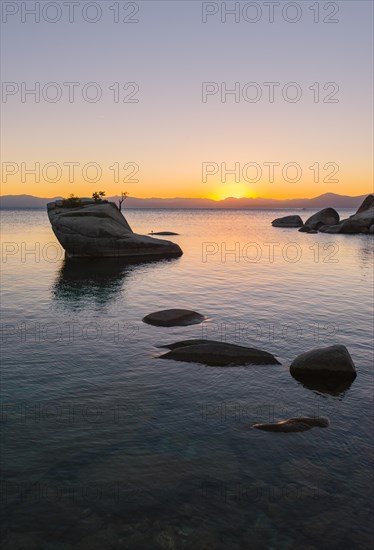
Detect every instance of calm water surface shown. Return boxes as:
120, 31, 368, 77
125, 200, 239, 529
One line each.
1, 208, 373, 549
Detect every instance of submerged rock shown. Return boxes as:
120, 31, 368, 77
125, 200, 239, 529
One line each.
159, 339, 281, 366
251, 417, 329, 432
148, 231, 180, 236
290, 345, 357, 379
143, 309, 205, 327
47, 201, 183, 259
272, 215, 303, 228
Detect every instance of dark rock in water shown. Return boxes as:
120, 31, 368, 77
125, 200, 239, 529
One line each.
369, 225, 374, 234
251, 416, 329, 432
143, 309, 205, 327
159, 339, 280, 366
298, 225, 317, 233
317, 224, 342, 234
148, 231, 180, 236
299, 228, 318, 234
290, 345, 357, 379
159, 339, 209, 349
339, 219, 368, 234
47, 201, 183, 259
303, 208, 340, 230
272, 215, 303, 228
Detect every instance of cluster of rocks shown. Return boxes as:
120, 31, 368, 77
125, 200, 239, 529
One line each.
47, 200, 183, 259
143, 309, 357, 374
142, 308, 358, 433
46, 199, 362, 434
272, 194, 374, 234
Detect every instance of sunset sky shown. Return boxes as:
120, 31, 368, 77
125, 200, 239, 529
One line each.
1, 1, 373, 200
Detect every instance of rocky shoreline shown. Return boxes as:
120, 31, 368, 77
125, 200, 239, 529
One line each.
272, 194, 374, 235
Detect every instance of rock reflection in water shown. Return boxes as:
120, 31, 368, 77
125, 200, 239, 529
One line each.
290, 371, 355, 396
52, 256, 179, 307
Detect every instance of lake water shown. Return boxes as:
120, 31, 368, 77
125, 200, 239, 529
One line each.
1, 208, 373, 549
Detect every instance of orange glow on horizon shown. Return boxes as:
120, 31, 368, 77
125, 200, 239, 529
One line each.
0, 175, 372, 201
208, 183, 256, 201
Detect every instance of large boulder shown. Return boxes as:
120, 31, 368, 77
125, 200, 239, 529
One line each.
346, 194, 374, 231
355, 194, 374, 214
47, 201, 182, 259
339, 219, 369, 234
302, 208, 339, 231
318, 219, 365, 234
272, 215, 303, 228
143, 309, 205, 327
159, 339, 280, 366
289, 345, 357, 380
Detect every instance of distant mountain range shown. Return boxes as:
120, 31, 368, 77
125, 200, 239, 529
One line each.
0, 192, 371, 210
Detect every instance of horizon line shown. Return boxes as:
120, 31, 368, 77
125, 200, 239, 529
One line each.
1, 191, 373, 202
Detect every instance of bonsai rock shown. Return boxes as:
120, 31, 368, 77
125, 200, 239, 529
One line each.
47, 200, 183, 259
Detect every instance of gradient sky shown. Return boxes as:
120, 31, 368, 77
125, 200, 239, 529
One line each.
1, 0, 373, 199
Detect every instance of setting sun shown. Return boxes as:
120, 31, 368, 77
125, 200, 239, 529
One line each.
211, 184, 255, 201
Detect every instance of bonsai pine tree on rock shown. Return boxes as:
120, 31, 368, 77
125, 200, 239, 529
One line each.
92, 191, 106, 203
